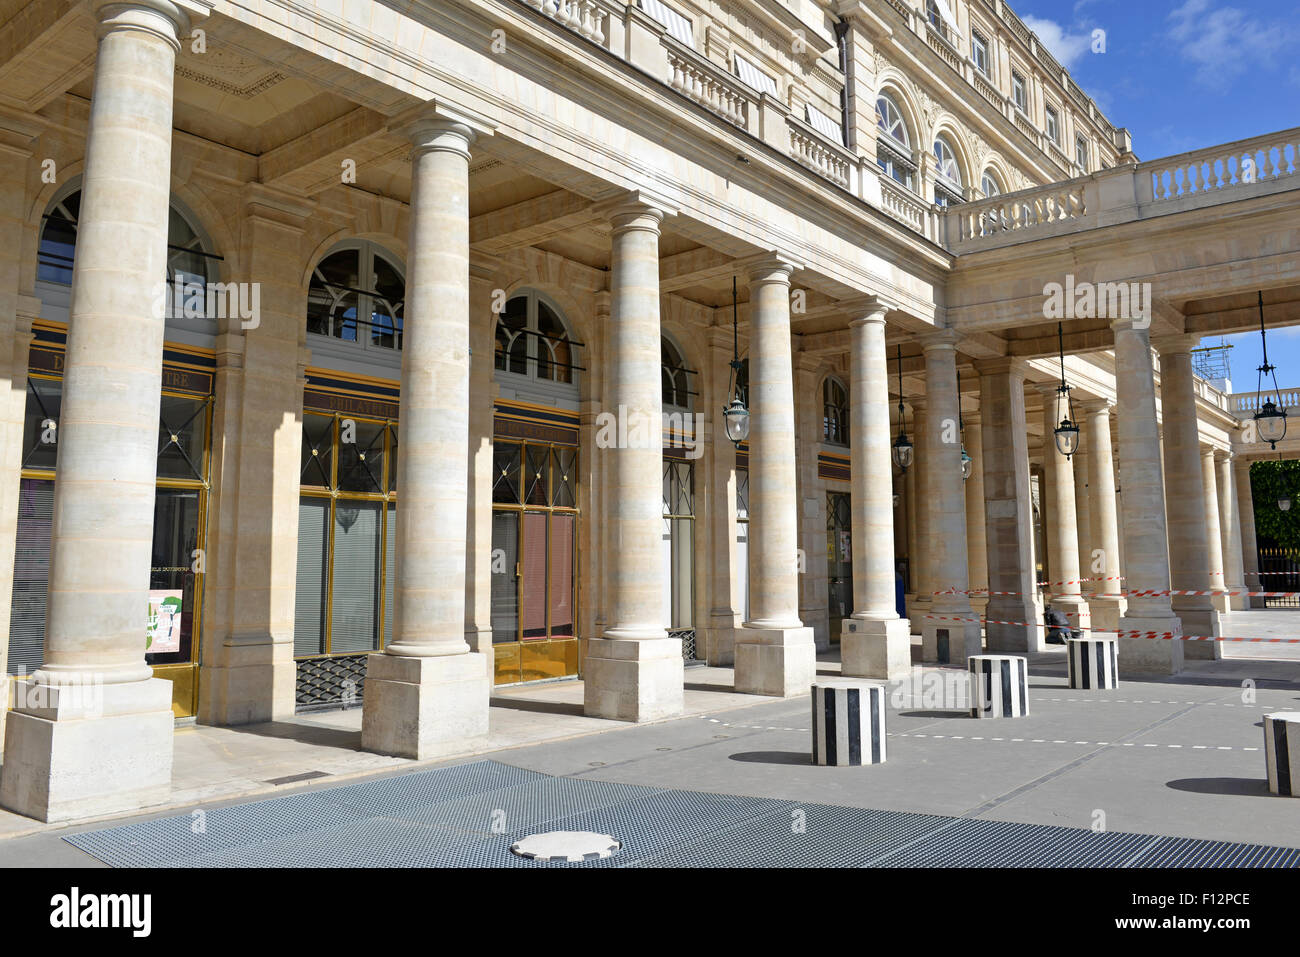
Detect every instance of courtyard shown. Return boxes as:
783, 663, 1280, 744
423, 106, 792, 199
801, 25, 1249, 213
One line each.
3, 609, 1296, 868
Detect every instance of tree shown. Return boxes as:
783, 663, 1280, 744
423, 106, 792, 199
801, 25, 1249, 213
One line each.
1250, 460, 1300, 551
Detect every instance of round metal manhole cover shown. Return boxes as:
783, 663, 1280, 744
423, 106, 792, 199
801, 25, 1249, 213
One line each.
510, 831, 621, 863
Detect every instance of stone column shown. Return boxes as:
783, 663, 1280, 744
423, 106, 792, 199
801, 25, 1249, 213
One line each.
1234, 458, 1264, 608
734, 257, 816, 695
1081, 400, 1126, 631
198, 185, 309, 727
1036, 383, 1091, 634
977, 359, 1040, 652
580, 291, 611, 651
583, 200, 683, 719
1200, 446, 1230, 614
964, 415, 989, 613
1155, 336, 1222, 656
1112, 319, 1182, 674
361, 117, 489, 757
1217, 452, 1248, 611
906, 398, 930, 622
0, 116, 38, 753
920, 332, 980, 664
706, 328, 740, 665
1, 0, 199, 822
841, 305, 910, 679
465, 269, 498, 679
795, 352, 829, 650
1073, 446, 1093, 597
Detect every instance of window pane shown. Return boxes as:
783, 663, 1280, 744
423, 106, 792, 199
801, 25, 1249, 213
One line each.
387, 423, 399, 493
22, 377, 61, 471
524, 445, 548, 506
370, 254, 405, 350
496, 296, 528, 374
7, 478, 54, 675
337, 418, 385, 493
551, 447, 576, 508
549, 513, 575, 638
38, 194, 79, 285
301, 414, 334, 488
537, 301, 572, 383
147, 488, 201, 665
157, 395, 208, 481
329, 501, 382, 653
307, 250, 361, 339
521, 512, 547, 639
491, 511, 518, 643
493, 444, 521, 504
293, 496, 330, 657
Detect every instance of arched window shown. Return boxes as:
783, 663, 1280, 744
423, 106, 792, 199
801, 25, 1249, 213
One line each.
823, 377, 849, 445
37, 187, 215, 322
306, 242, 405, 352
661, 337, 693, 410
981, 170, 1002, 199
933, 135, 965, 207
875, 93, 916, 191
494, 290, 576, 386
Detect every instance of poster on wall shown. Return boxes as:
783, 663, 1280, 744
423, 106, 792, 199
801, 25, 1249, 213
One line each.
146, 590, 184, 654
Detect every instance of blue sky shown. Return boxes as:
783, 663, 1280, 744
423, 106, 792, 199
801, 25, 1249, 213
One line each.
1014, 0, 1300, 391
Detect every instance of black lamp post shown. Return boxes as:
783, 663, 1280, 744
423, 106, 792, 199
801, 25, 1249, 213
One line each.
1252, 292, 1288, 450
958, 370, 972, 481
722, 277, 750, 447
1053, 321, 1080, 458
891, 344, 914, 472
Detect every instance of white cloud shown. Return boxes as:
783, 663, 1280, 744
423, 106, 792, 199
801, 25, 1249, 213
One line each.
1168, 0, 1297, 86
1021, 15, 1095, 69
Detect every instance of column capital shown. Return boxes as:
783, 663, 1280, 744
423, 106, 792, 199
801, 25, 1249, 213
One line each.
388, 100, 497, 142
592, 188, 679, 226
972, 356, 1033, 380
1077, 396, 1115, 414
842, 294, 892, 327
93, 0, 209, 49
1151, 332, 1201, 357
1109, 316, 1154, 335
1031, 379, 1065, 398
242, 182, 316, 230
917, 327, 959, 354
1213, 447, 1234, 463
593, 288, 612, 317
406, 117, 476, 159
746, 254, 800, 285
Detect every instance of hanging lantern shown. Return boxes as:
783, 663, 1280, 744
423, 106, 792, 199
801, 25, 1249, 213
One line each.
722, 277, 750, 448
892, 344, 913, 472
1053, 321, 1080, 459
1252, 292, 1288, 450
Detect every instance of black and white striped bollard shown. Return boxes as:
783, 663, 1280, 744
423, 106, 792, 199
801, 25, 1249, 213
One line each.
968, 655, 1029, 718
1067, 636, 1119, 690
811, 679, 887, 766
1264, 712, 1300, 797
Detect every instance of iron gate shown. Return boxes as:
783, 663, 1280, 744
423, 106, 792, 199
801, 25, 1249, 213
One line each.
1258, 547, 1300, 607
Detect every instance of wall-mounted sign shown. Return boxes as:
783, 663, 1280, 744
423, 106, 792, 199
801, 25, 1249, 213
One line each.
146, 590, 184, 654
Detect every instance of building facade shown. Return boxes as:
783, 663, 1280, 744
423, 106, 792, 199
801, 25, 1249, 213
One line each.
0, 0, 1297, 821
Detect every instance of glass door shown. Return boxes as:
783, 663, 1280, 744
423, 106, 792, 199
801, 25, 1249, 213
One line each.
827, 491, 853, 642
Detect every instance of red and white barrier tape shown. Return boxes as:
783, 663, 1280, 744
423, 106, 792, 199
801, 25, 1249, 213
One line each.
921, 614, 1300, 643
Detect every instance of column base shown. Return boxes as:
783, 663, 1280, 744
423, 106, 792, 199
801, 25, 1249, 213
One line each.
734, 626, 816, 697
1087, 597, 1127, 633
1211, 592, 1232, 614
1174, 606, 1223, 660
197, 634, 297, 726
583, 637, 684, 721
706, 614, 736, 667
1050, 596, 1092, 636
465, 626, 495, 682
841, 617, 912, 681
1117, 616, 1184, 675
0, 678, 174, 823
984, 597, 1045, 654
361, 652, 489, 760
1227, 591, 1249, 612
921, 601, 982, 665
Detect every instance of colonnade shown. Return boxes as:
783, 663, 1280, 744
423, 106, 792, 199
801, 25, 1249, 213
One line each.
0, 0, 1266, 824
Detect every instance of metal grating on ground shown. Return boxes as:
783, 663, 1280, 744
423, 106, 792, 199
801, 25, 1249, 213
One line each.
63, 759, 1300, 868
